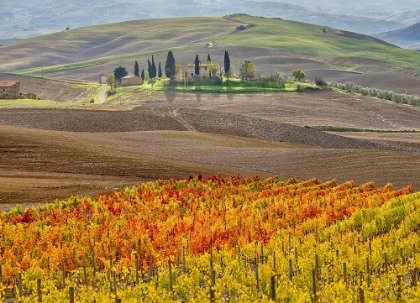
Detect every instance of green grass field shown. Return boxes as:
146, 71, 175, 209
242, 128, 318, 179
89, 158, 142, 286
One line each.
102, 78, 317, 104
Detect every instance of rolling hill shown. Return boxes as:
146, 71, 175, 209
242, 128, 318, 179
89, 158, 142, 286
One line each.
374, 22, 420, 49
0, 0, 409, 40
2, 15, 420, 82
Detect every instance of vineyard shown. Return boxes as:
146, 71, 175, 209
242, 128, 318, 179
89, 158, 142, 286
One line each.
0, 174, 419, 302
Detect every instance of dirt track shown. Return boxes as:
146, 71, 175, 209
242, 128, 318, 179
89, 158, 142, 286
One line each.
1, 89, 420, 210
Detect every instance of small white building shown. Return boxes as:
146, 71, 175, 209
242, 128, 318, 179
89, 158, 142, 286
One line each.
99, 74, 107, 84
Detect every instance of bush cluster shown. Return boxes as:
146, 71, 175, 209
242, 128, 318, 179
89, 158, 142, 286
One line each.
329, 81, 420, 106
253, 74, 285, 88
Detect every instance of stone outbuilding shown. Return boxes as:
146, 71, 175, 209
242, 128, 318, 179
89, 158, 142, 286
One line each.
0, 80, 20, 98
120, 75, 142, 86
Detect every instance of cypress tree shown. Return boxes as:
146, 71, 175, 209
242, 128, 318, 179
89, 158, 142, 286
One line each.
158, 62, 163, 78
194, 54, 200, 76
134, 60, 139, 77
151, 55, 157, 79
147, 59, 152, 79
224, 50, 231, 78
141, 69, 145, 81
207, 54, 211, 62
165, 51, 176, 79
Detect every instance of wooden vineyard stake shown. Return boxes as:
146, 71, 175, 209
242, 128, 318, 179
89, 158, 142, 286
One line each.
412, 267, 418, 287
210, 269, 216, 303
312, 268, 317, 302
366, 258, 371, 286
273, 252, 277, 274
169, 263, 173, 292
37, 278, 42, 302
288, 259, 293, 279
61, 261, 66, 288
359, 287, 365, 303
112, 271, 117, 295
270, 276, 276, 301
69, 287, 74, 303
17, 272, 23, 298
343, 263, 348, 287
135, 259, 140, 284
149, 251, 153, 278
255, 261, 260, 294
182, 246, 186, 273
260, 243, 264, 263
84, 266, 88, 286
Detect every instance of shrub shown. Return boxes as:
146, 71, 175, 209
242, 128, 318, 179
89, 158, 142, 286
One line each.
327, 81, 420, 107
314, 76, 327, 86
107, 89, 116, 96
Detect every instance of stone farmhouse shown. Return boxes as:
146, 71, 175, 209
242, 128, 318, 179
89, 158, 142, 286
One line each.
0, 80, 20, 98
0, 80, 38, 99
121, 75, 142, 86
186, 62, 223, 77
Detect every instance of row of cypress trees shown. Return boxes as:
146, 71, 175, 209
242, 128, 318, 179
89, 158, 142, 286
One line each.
133, 50, 231, 81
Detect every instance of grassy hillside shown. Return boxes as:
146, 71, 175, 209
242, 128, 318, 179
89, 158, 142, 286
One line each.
3, 15, 420, 81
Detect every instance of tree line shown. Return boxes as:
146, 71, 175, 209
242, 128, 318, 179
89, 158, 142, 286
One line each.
107, 50, 306, 88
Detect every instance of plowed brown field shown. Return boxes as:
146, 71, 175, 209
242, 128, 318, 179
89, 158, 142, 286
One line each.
1, 87, 420, 210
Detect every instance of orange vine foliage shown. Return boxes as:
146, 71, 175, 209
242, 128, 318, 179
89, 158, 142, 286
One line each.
0, 174, 413, 278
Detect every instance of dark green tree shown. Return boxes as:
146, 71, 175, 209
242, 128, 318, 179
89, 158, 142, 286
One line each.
147, 59, 152, 79
207, 54, 211, 62
194, 54, 200, 76
165, 51, 176, 79
114, 66, 128, 81
151, 55, 157, 79
134, 60, 140, 77
224, 50, 231, 78
158, 62, 163, 78
141, 69, 145, 81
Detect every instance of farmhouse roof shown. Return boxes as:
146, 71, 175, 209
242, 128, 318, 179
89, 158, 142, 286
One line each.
0, 80, 20, 87
187, 62, 216, 67
121, 75, 139, 79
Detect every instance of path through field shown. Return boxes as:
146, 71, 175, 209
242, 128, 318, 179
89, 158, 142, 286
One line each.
98, 84, 107, 104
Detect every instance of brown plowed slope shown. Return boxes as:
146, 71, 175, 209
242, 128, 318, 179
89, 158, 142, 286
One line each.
1, 89, 420, 210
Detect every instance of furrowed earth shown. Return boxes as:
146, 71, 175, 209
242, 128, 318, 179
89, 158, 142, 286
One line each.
1, 73, 420, 210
